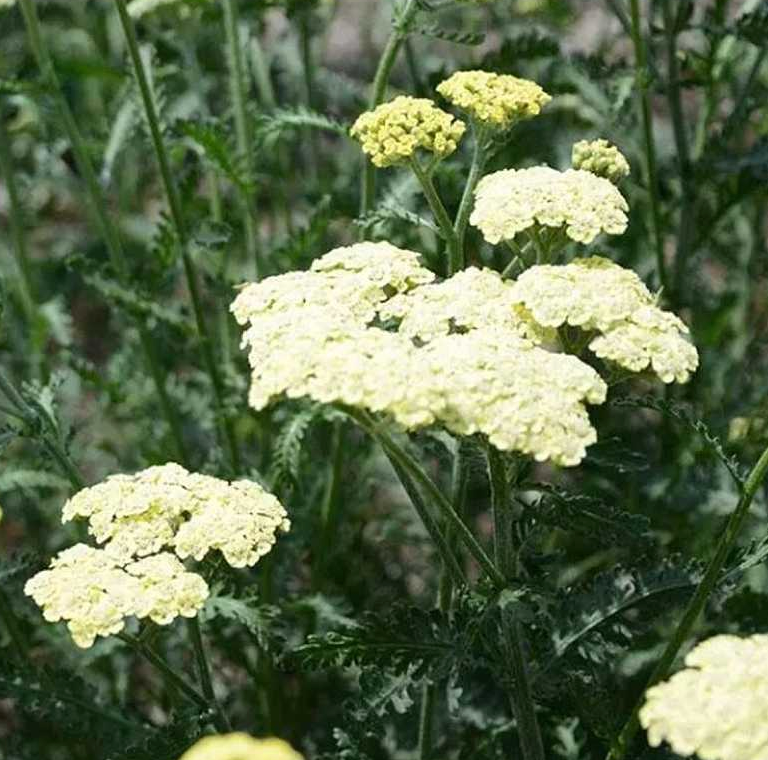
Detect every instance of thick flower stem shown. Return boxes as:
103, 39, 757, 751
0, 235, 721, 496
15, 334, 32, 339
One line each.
113, 0, 241, 475
18, 0, 188, 465
453, 125, 488, 263
606, 441, 768, 760
360, 0, 420, 216
487, 450, 544, 760
222, 0, 260, 275
187, 618, 232, 732
119, 632, 211, 713
348, 408, 504, 587
409, 158, 462, 276
625, 0, 668, 294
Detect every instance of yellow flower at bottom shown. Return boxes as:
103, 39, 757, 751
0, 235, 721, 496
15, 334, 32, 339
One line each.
640, 634, 768, 760
179, 734, 303, 760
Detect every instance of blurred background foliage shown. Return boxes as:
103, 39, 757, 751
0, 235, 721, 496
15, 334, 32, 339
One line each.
1, 0, 768, 758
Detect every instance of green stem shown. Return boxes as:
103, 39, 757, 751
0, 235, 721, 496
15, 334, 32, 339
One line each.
18, 0, 188, 464
223, 0, 260, 274
627, 0, 668, 293
606, 442, 768, 760
453, 125, 487, 263
487, 450, 544, 760
187, 618, 231, 732
662, 0, 694, 303
114, 0, 241, 474
119, 632, 211, 713
409, 158, 461, 276
0, 586, 29, 661
0, 118, 37, 328
360, 0, 420, 216
347, 408, 504, 587
315, 421, 346, 585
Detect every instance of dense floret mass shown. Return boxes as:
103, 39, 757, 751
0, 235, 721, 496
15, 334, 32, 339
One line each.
61, 463, 290, 567
571, 139, 630, 183
640, 634, 768, 760
233, 243, 608, 466
350, 96, 466, 167
470, 166, 629, 245
436, 70, 550, 129
179, 734, 304, 760
126, 0, 204, 17
24, 545, 209, 647
510, 257, 699, 382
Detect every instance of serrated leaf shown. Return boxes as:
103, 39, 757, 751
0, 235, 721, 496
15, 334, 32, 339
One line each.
0, 469, 68, 493
201, 593, 281, 651
253, 107, 349, 147
416, 23, 485, 46
355, 204, 441, 238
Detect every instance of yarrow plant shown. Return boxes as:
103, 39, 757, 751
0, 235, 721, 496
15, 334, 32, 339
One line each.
3, 2, 768, 759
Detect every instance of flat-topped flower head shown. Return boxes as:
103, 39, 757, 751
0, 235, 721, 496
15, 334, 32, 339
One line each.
0, 0, 17, 9
511, 256, 699, 383
350, 96, 466, 167
61, 463, 290, 567
179, 734, 304, 760
572, 139, 630, 183
233, 245, 608, 466
470, 166, 629, 245
24, 545, 208, 648
437, 70, 550, 130
640, 634, 768, 760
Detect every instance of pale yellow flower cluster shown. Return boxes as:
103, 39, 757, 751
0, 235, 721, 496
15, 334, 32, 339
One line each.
510, 257, 699, 382
0, 0, 16, 9
61, 463, 290, 567
572, 139, 630, 183
350, 96, 466, 168
24, 545, 208, 648
470, 166, 629, 245
26, 464, 289, 647
436, 70, 551, 130
179, 734, 304, 760
233, 242, 608, 466
640, 634, 768, 760
127, 0, 207, 17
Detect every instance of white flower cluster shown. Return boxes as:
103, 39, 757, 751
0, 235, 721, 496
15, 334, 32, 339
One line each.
62, 462, 291, 567
24, 545, 208, 648
470, 166, 629, 245
233, 242, 609, 466
126, 0, 207, 17
510, 257, 699, 382
26, 464, 289, 647
640, 634, 768, 760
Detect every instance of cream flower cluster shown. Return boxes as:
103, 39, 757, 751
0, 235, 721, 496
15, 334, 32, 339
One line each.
640, 634, 768, 760
127, 0, 207, 17
511, 257, 699, 382
26, 464, 289, 647
471, 166, 629, 245
436, 70, 551, 130
24, 545, 208, 648
61, 463, 290, 567
572, 139, 630, 183
0, 0, 16, 9
179, 734, 304, 760
350, 96, 466, 168
233, 242, 609, 466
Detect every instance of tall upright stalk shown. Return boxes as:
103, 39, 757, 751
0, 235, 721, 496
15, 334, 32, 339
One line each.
360, 0, 421, 216
487, 451, 544, 760
606, 441, 768, 760
661, 0, 695, 302
17, 0, 188, 464
113, 0, 242, 475
624, 0, 668, 293
222, 0, 260, 274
